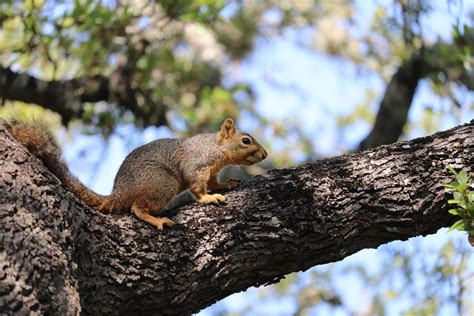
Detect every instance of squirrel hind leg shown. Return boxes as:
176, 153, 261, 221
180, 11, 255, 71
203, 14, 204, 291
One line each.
129, 182, 179, 230
131, 203, 175, 231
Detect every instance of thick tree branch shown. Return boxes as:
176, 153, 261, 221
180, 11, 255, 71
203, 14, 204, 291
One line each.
358, 55, 427, 151
0, 119, 472, 315
0, 66, 168, 127
0, 66, 109, 124
358, 31, 474, 151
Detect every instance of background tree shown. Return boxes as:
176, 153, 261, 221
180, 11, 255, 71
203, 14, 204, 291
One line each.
0, 0, 473, 315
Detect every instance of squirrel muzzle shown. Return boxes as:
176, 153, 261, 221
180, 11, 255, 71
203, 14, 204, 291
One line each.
245, 146, 267, 164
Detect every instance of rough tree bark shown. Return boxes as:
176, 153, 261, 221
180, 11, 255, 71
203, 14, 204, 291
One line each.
0, 119, 472, 315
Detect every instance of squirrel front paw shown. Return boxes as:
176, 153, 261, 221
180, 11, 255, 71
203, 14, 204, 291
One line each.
198, 193, 225, 204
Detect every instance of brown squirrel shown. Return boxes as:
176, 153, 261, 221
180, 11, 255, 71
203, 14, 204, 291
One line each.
10, 118, 267, 230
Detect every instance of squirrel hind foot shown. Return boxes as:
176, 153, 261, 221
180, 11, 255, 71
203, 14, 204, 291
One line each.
131, 203, 175, 231
155, 217, 175, 231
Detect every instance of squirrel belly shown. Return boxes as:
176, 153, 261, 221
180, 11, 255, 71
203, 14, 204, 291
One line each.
10, 118, 267, 231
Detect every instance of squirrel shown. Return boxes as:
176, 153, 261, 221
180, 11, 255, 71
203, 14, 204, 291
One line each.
10, 118, 267, 230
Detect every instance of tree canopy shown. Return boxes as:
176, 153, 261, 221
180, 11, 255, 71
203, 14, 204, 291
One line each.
0, 0, 473, 315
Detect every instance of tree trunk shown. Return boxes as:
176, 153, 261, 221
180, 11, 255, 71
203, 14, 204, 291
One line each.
0, 119, 472, 315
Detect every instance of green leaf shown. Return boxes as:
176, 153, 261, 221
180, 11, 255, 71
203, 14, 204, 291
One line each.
457, 170, 469, 186
448, 219, 464, 232
444, 181, 459, 190
468, 191, 474, 203
458, 201, 467, 210
448, 209, 459, 216
468, 205, 474, 217
456, 183, 468, 193
453, 191, 463, 201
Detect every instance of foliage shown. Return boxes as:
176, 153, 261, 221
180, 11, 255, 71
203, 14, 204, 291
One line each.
1, 1, 471, 153
445, 166, 474, 236
1, 0, 473, 315
0, 0, 249, 132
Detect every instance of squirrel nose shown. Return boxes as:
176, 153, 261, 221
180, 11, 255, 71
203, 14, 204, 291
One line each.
262, 149, 267, 160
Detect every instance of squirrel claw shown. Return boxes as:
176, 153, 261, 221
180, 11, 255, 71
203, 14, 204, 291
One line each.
156, 217, 175, 231
198, 193, 225, 204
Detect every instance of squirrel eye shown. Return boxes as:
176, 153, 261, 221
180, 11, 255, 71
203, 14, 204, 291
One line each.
242, 137, 251, 145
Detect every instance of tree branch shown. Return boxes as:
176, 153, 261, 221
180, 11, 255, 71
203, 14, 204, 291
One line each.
0, 66, 109, 124
358, 31, 474, 151
0, 66, 168, 127
358, 55, 427, 151
0, 119, 472, 315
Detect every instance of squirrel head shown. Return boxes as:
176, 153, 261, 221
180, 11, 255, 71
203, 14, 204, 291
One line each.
216, 118, 267, 165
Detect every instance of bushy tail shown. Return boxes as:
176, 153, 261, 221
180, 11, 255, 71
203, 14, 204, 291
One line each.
10, 121, 109, 210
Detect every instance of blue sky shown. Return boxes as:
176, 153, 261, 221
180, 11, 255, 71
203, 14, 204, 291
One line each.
58, 1, 474, 314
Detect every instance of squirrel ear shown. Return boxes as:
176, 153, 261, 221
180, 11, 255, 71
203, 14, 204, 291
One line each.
218, 118, 236, 140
